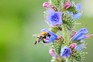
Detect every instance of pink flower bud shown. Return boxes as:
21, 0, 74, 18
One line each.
64, 2, 71, 9
49, 49, 58, 58
49, 49, 55, 56
69, 43, 76, 49
43, 2, 50, 8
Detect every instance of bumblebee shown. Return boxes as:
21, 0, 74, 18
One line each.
34, 32, 51, 45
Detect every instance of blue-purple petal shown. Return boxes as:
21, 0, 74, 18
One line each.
73, 28, 88, 41
76, 3, 82, 11
73, 13, 82, 19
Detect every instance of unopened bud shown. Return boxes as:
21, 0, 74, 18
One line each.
69, 43, 76, 49
43, 2, 51, 8
64, 2, 71, 9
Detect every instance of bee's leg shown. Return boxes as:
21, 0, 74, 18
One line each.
34, 41, 37, 45
43, 40, 47, 43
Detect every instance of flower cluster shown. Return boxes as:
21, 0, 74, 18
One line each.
34, 0, 92, 62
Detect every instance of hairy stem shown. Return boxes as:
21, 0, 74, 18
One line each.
50, 0, 70, 62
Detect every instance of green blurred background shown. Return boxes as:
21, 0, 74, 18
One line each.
0, 0, 93, 62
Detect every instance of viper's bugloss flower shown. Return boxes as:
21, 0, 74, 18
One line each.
47, 8, 62, 26
75, 44, 86, 51
64, 2, 71, 9
61, 46, 72, 58
73, 3, 82, 19
41, 29, 58, 43
43, 2, 51, 8
68, 3, 82, 19
72, 28, 88, 41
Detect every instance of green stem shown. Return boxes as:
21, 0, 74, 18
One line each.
50, 0, 70, 62
62, 24, 69, 45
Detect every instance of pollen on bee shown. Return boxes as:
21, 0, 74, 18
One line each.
41, 32, 48, 35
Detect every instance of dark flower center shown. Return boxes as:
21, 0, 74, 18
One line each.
51, 13, 59, 22
64, 49, 69, 53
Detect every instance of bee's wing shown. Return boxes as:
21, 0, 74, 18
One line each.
34, 38, 41, 45
32, 34, 39, 37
